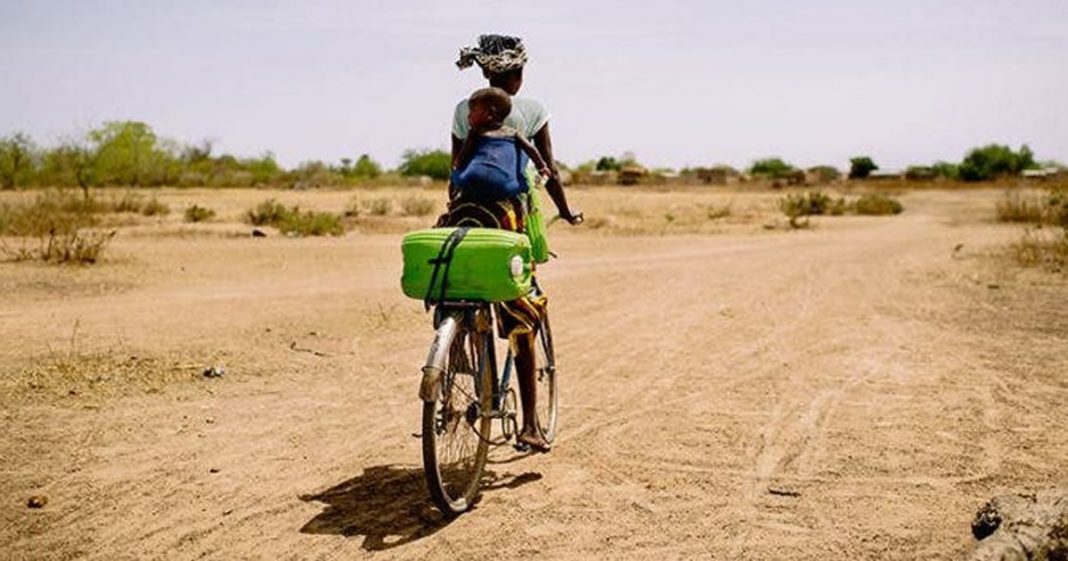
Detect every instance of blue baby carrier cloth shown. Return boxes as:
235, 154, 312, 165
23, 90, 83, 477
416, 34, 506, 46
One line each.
451, 136, 529, 202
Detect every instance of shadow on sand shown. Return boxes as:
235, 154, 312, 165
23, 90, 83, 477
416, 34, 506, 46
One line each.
299, 464, 542, 551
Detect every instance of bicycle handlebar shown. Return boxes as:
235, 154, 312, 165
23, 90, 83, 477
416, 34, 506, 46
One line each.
547, 212, 584, 227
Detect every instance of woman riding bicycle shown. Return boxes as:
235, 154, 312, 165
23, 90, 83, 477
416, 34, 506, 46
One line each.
438, 34, 580, 452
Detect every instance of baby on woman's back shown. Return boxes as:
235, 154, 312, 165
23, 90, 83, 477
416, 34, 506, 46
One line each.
450, 87, 550, 203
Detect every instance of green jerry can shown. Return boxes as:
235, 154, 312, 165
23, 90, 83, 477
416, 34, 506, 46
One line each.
401, 227, 533, 303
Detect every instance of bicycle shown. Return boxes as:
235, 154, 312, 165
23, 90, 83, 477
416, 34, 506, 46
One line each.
418, 214, 579, 517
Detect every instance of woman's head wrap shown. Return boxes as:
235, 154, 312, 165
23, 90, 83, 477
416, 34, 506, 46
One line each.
456, 34, 527, 74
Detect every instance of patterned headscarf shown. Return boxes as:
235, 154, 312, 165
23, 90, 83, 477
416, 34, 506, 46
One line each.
456, 34, 528, 74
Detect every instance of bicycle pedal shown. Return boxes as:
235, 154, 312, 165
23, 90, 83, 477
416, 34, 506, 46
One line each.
513, 441, 531, 453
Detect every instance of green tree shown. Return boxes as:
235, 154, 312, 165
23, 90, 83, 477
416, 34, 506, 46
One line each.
0, 132, 37, 190
930, 161, 960, 180
749, 157, 795, 179
399, 149, 451, 181
351, 154, 382, 179
848, 156, 878, 179
243, 152, 282, 185
89, 121, 164, 186
959, 144, 1036, 182
595, 156, 621, 171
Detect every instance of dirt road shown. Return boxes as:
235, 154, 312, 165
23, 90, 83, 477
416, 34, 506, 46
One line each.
2, 189, 1066, 560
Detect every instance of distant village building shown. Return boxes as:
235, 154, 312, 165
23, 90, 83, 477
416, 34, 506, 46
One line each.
805, 166, 842, 185
686, 166, 741, 186
866, 170, 905, 181
1022, 168, 1066, 181
619, 165, 647, 186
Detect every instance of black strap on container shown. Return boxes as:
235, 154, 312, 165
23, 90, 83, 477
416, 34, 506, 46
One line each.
424, 227, 470, 310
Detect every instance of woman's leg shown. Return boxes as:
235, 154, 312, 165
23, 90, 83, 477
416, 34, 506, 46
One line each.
514, 330, 550, 451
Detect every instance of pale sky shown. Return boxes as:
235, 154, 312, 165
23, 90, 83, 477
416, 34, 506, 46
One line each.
2, 0, 1067, 171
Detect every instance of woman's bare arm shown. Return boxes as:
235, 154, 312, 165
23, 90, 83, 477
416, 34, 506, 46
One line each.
531, 123, 579, 222
514, 133, 550, 174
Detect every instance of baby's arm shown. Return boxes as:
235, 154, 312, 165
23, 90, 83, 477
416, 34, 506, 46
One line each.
514, 133, 551, 176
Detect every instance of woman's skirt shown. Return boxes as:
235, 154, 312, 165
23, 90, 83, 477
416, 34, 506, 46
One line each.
436, 196, 546, 341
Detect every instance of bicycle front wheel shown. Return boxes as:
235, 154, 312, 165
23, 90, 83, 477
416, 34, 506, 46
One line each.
534, 314, 558, 444
422, 320, 493, 517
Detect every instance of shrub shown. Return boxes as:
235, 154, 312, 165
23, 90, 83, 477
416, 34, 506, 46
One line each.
244, 198, 345, 236
780, 191, 903, 226
0, 191, 114, 264
400, 196, 436, 217
141, 197, 170, 216
277, 210, 344, 236
1013, 229, 1068, 271
997, 192, 1046, 223
849, 156, 878, 179
0, 191, 98, 237
398, 149, 451, 180
997, 187, 1068, 226
852, 194, 904, 215
110, 191, 145, 213
343, 196, 361, 218
3, 229, 116, 264
184, 204, 215, 223
780, 191, 836, 217
246, 198, 290, 226
1047, 186, 1068, 229
366, 197, 392, 216
706, 205, 731, 220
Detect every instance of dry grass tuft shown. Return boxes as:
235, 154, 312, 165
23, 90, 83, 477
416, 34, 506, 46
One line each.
779, 191, 903, 227
400, 195, 437, 217
1013, 229, 1068, 272
365, 197, 392, 216
141, 197, 170, 216
853, 193, 904, 215
997, 192, 1047, 223
184, 204, 216, 223
0, 191, 116, 264
1005, 186, 1068, 272
706, 204, 732, 220
245, 198, 344, 236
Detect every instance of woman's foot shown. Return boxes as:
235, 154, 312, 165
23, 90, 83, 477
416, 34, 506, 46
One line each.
517, 428, 551, 453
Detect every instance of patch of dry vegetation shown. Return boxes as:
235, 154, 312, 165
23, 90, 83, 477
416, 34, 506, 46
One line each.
245, 198, 344, 236
779, 191, 902, 228
0, 191, 116, 264
183, 204, 216, 223
1001, 186, 1068, 272
399, 195, 437, 217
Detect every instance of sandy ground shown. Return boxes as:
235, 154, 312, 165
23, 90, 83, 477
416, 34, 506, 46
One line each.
1, 187, 1066, 560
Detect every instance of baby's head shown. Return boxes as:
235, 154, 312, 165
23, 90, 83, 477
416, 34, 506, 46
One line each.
467, 87, 512, 130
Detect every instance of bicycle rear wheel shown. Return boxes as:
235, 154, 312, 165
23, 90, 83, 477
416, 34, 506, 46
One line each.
534, 314, 558, 444
422, 320, 493, 516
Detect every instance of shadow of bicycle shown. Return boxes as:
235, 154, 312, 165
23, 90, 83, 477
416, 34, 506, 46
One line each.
299, 464, 542, 551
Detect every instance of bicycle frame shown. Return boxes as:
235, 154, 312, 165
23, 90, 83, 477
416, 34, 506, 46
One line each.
420, 300, 519, 443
